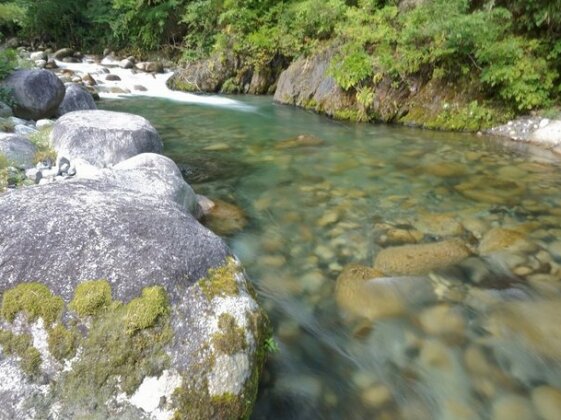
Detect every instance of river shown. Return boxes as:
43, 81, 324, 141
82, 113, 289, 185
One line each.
99, 92, 561, 420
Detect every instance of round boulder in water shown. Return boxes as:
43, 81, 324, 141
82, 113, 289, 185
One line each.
52, 110, 163, 167
57, 84, 97, 116
2, 69, 65, 120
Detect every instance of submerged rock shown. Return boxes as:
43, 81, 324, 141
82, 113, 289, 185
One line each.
531, 386, 561, 420
203, 199, 248, 236
454, 176, 525, 205
335, 264, 433, 321
335, 264, 404, 321
52, 110, 162, 167
275, 134, 324, 149
485, 299, 561, 361
374, 239, 471, 276
0, 178, 268, 419
478, 227, 537, 255
2, 69, 65, 120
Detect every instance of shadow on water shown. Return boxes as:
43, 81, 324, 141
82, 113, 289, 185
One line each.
101, 95, 561, 420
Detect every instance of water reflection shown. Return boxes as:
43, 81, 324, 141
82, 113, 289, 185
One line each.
102, 96, 561, 420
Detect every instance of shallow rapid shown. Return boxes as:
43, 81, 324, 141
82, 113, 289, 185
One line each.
101, 94, 561, 420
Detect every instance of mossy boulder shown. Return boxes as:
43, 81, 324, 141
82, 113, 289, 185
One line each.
0, 178, 268, 419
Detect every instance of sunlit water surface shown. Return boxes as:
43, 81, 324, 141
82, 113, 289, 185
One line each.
101, 95, 561, 420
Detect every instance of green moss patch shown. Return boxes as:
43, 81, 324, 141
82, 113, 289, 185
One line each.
212, 314, 247, 355
0, 329, 42, 376
124, 286, 169, 334
47, 325, 79, 362
69, 280, 112, 317
54, 283, 173, 414
199, 258, 240, 301
1, 282, 64, 326
28, 127, 57, 165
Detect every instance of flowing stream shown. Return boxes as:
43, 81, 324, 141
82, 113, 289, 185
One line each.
97, 88, 561, 419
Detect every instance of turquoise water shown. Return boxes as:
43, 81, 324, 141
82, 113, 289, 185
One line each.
102, 96, 561, 420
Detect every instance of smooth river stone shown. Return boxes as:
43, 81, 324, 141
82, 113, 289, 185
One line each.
531, 386, 561, 420
454, 175, 524, 205
478, 228, 537, 255
423, 161, 468, 177
485, 299, 561, 361
374, 239, 471, 276
335, 264, 405, 321
412, 213, 464, 237
419, 304, 465, 337
492, 395, 536, 420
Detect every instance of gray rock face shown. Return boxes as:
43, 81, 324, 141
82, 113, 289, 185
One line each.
52, 110, 163, 167
98, 153, 199, 215
274, 49, 355, 118
0, 133, 36, 168
52, 48, 74, 60
30, 51, 47, 61
0, 178, 228, 298
167, 55, 237, 93
57, 84, 97, 116
0, 101, 13, 118
0, 178, 266, 419
135, 61, 164, 73
2, 69, 65, 120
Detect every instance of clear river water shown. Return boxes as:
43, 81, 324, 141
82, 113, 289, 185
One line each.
101, 94, 561, 420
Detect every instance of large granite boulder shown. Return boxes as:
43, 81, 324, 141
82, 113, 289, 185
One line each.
273, 49, 357, 119
167, 54, 237, 93
81, 153, 199, 215
57, 84, 97, 116
0, 133, 36, 168
2, 70, 65, 120
51, 110, 163, 167
0, 178, 268, 419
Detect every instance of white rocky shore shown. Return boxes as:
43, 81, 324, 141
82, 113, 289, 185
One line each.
486, 116, 561, 155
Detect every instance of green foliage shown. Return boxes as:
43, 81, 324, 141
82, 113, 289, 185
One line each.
0, 48, 18, 80
331, 0, 559, 111
0, 1, 25, 40
329, 46, 374, 91
111, 0, 180, 51
264, 336, 279, 353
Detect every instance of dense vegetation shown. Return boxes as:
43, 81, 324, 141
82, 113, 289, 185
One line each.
1, 0, 560, 123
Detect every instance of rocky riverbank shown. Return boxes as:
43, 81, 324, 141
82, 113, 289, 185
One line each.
0, 58, 269, 419
167, 47, 561, 152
